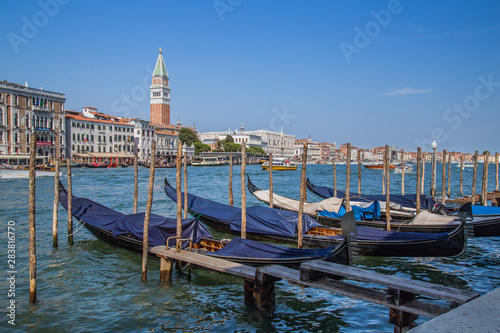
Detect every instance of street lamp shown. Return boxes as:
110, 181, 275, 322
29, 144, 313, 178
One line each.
431, 139, 438, 198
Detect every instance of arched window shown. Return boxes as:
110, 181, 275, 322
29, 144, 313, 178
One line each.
0, 108, 3, 125
26, 114, 29, 127
14, 113, 18, 127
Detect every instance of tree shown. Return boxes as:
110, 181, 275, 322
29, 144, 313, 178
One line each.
223, 135, 234, 143
178, 128, 199, 146
247, 146, 266, 155
224, 142, 241, 152
194, 142, 211, 155
214, 140, 224, 152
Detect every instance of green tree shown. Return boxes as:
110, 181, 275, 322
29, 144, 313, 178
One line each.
178, 128, 199, 146
224, 142, 241, 152
194, 142, 211, 155
247, 146, 266, 155
223, 135, 234, 143
214, 140, 224, 152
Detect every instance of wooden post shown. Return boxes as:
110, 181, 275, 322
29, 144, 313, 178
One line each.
481, 152, 489, 206
133, 149, 138, 214
382, 149, 386, 195
52, 132, 60, 248
416, 148, 421, 215
176, 143, 183, 238
142, 140, 156, 282
67, 157, 73, 246
298, 143, 308, 248
385, 145, 391, 230
447, 155, 451, 198
401, 148, 405, 195
333, 155, 337, 197
496, 152, 499, 191
357, 149, 361, 194
241, 144, 247, 239
472, 151, 478, 205
421, 156, 425, 195
269, 153, 273, 208
183, 152, 188, 219
229, 153, 234, 206
441, 150, 447, 205
345, 143, 351, 211
459, 155, 464, 196
29, 135, 37, 303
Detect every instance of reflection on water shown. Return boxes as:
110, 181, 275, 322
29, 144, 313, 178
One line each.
0, 164, 498, 332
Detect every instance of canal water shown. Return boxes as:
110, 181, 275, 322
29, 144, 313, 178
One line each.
1, 163, 499, 332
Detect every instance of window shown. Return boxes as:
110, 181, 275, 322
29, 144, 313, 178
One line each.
103, 146, 106, 153
73, 133, 75, 140
109, 136, 112, 143
77, 134, 80, 141
72, 145, 75, 150
0, 108, 3, 125
98, 146, 101, 153
91, 135, 94, 142
25, 115, 29, 127
91, 146, 94, 153
114, 135, 117, 141
98, 125, 101, 130
91, 124, 94, 129
86, 124, 89, 129
14, 113, 18, 127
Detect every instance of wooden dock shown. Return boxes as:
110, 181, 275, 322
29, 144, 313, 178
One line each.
150, 246, 479, 332
447, 190, 500, 206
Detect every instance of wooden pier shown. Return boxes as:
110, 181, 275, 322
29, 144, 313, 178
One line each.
447, 190, 500, 206
150, 246, 479, 332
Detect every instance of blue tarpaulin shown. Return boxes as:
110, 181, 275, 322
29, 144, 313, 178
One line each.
164, 179, 321, 237
59, 188, 213, 247
471, 205, 500, 216
319, 201, 381, 220
307, 178, 437, 210
208, 237, 334, 259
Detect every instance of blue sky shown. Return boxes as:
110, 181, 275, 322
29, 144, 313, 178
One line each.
1, 0, 499, 153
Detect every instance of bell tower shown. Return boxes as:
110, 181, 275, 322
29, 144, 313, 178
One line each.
150, 48, 171, 127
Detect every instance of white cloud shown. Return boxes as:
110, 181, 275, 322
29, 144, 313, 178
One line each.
383, 87, 434, 96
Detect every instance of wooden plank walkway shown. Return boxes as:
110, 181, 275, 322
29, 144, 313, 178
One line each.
447, 190, 500, 205
150, 246, 479, 332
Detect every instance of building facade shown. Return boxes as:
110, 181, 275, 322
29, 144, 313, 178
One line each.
0, 81, 66, 158
65, 107, 135, 159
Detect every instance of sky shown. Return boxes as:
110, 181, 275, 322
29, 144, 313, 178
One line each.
1, 0, 499, 154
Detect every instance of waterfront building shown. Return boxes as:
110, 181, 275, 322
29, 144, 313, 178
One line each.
199, 127, 295, 158
0, 81, 66, 158
295, 138, 321, 162
65, 107, 135, 160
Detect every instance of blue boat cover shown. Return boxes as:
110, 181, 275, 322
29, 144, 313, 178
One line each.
164, 180, 321, 238
208, 237, 334, 259
59, 188, 213, 247
471, 205, 500, 216
164, 179, 450, 243
319, 201, 381, 220
308, 178, 437, 210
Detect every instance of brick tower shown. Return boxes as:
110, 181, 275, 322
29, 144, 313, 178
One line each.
150, 48, 171, 127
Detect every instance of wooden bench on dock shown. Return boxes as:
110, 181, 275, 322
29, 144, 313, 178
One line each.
257, 260, 480, 332
150, 246, 479, 333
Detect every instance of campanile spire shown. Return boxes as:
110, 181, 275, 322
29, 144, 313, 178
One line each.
150, 48, 170, 127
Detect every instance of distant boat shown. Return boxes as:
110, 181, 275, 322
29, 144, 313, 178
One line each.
363, 162, 396, 170
0, 165, 60, 178
191, 156, 225, 166
458, 163, 475, 170
261, 157, 297, 170
394, 164, 413, 174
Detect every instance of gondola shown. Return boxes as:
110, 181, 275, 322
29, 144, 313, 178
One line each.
57, 182, 350, 267
163, 178, 468, 257
307, 178, 500, 237
248, 176, 467, 234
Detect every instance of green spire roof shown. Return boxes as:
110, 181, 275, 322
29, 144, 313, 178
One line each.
153, 48, 168, 77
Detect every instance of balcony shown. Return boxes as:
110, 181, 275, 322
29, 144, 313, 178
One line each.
32, 105, 52, 112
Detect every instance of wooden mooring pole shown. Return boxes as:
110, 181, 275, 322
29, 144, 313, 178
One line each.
241, 144, 247, 239
460, 155, 464, 196
357, 149, 362, 194
401, 148, 405, 195
176, 143, 182, 238
183, 152, 188, 219
472, 151, 478, 205
29, 135, 37, 303
416, 147, 422, 215
421, 156, 425, 195
481, 152, 489, 206
67, 157, 73, 246
382, 149, 386, 195
442, 150, 447, 205
298, 143, 308, 248
229, 153, 234, 206
269, 153, 273, 208
345, 143, 351, 211
142, 140, 156, 282
52, 134, 60, 248
385, 145, 391, 230
133, 149, 138, 214
333, 155, 337, 197
496, 152, 499, 191
447, 154, 451, 198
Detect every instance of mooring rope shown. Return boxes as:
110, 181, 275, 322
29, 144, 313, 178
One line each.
67, 219, 87, 237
